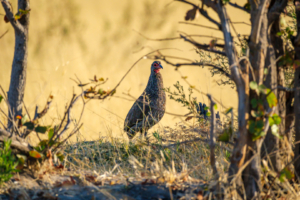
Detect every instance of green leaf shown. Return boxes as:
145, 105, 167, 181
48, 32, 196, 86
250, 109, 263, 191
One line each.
224, 107, 233, 115
258, 84, 267, 94
56, 152, 65, 162
0, 95, 3, 103
21, 114, 29, 125
29, 150, 42, 159
19, 9, 30, 15
269, 117, 275, 127
279, 168, 294, 182
252, 131, 265, 141
264, 68, 268, 75
271, 124, 282, 139
23, 122, 34, 130
218, 132, 230, 142
251, 99, 257, 108
251, 110, 262, 118
204, 106, 209, 111
213, 104, 217, 110
16, 154, 26, 167
250, 81, 258, 90
283, 168, 294, 180
14, 13, 21, 20
249, 120, 256, 134
35, 125, 50, 134
266, 89, 278, 108
206, 112, 211, 117
256, 120, 264, 129
98, 89, 105, 95
152, 131, 161, 141
48, 128, 54, 140
276, 31, 282, 36
272, 114, 281, 125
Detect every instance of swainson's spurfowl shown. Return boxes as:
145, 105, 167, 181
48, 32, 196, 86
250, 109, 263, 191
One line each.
124, 61, 166, 139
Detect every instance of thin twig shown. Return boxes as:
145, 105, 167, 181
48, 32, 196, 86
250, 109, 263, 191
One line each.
134, 29, 224, 41
175, 0, 221, 29
229, 18, 243, 45
21, 98, 31, 121
52, 123, 83, 153
179, 21, 220, 31
180, 34, 226, 56
0, 30, 8, 39
147, 54, 231, 78
228, 2, 250, 13
46, 94, 76, 148
1, 0, 23, 32
231, 22, 251, 26
276, 86, 294, 92
109, 48, 182, 95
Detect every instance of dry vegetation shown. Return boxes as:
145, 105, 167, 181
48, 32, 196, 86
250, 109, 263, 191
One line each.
0, 0, 245, 142
2, 0, 300, 199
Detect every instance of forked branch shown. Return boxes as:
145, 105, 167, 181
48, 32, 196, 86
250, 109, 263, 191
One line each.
1, 0, 23, 32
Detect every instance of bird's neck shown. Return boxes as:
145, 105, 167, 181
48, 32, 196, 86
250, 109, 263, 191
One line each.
146, 72, 164, 94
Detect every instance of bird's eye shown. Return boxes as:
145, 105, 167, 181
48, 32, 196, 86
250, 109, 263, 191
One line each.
154, 63, 158, 67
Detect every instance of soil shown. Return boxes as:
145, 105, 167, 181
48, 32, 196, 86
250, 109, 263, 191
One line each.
0, 168, 208, 200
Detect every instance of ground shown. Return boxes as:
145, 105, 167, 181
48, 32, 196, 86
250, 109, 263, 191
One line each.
1, 168, 207, 200
0, 123, 225, 200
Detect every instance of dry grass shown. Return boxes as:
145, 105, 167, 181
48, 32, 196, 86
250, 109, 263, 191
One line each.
62, 121, 230, 180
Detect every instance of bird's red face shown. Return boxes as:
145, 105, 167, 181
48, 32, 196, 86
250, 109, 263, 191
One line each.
152, 61, 163, 74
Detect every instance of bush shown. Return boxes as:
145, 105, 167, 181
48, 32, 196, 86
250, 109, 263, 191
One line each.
0, 140, 19, 184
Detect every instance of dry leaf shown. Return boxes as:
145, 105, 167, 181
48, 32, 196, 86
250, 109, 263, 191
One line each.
185, 6, 199, 21
185, 116, 193, 121
209, 39, 217, 50
293, 60, 300, 70
85, 175, 96, 182
4, 15, 9, 23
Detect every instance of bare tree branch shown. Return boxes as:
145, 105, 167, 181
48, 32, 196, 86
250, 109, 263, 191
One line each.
1, 0, 23, 32
134, 30, 224, 41
0, 128, 33, 154
228, 2, 250, 13
198, 8, 222, 30
0, 30, 8, 39
231, 21, 251, 26
268, 0, 288, 24
180, 34, 226, 56
250, 0, 269, 44
150, 57, 231, 79
179, 21, 220, 31
175, 0, 221, 29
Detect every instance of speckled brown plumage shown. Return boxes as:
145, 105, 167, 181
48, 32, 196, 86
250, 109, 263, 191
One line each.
124, 61, 166, 139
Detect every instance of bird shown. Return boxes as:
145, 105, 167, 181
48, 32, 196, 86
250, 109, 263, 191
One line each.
124, 61, 166, 139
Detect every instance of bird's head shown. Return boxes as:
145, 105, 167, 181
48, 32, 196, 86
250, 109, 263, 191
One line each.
151, 61, 163, 74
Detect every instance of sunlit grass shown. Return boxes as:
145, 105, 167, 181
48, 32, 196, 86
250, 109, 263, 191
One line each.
62, 120, 231, 182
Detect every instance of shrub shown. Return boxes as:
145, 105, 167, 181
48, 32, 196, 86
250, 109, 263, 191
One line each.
0, 140, 19, 184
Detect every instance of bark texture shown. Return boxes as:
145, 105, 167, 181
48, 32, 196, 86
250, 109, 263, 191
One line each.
1, 0, 30, 130
293, 0, 300, 175
242, 1, 270, 198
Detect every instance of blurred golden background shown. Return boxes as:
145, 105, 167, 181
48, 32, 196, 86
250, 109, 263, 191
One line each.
0, 0, 249, 142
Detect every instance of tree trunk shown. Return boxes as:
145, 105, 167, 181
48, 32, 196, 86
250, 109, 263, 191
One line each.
293, 0, 300, 176
3, 0, 30, 131
243, 1, 270, 198
262, 18, 287, 172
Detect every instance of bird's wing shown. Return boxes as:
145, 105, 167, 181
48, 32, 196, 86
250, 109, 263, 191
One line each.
124, 93, 151, 132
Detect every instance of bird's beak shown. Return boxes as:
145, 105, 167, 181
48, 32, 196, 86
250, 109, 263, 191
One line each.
160, 64, 163, 69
